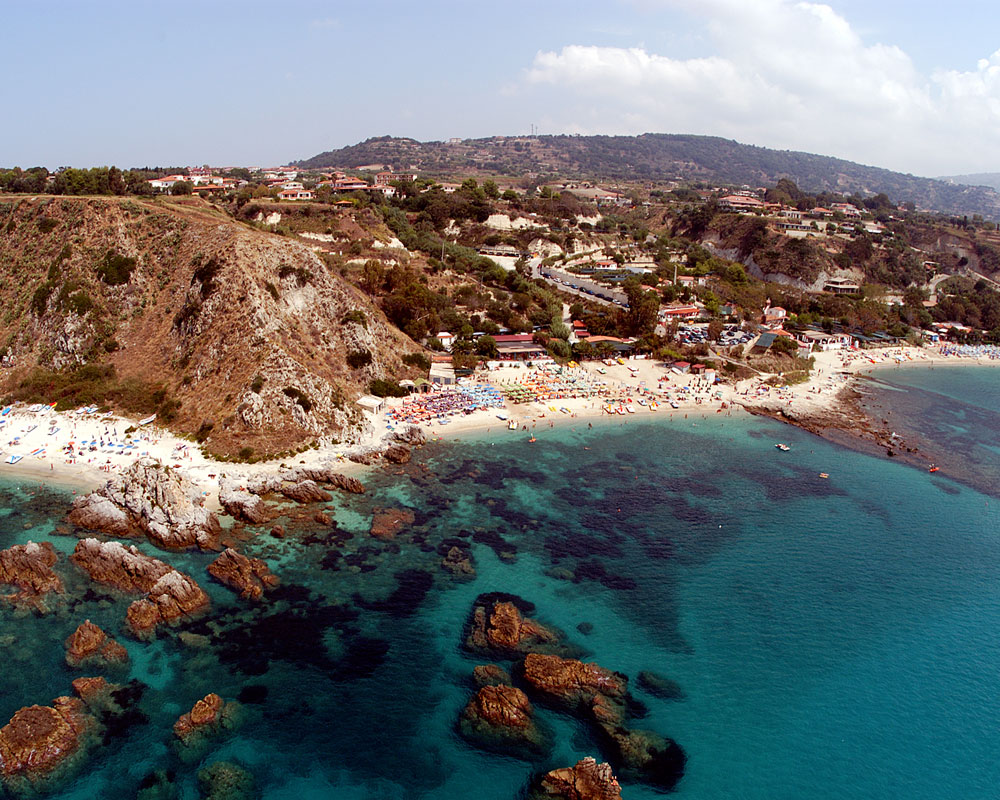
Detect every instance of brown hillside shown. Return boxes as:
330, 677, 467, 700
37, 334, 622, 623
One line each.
0, 196, 422, 458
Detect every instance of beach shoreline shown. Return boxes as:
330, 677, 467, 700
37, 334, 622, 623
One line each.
2, 343, 995, 505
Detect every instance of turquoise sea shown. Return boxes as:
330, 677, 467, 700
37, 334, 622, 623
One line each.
1, 366, 999, 799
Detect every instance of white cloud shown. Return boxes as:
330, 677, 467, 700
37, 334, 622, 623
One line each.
522, 0, 1000, 175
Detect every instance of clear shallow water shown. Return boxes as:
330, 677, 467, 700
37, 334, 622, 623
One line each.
0, 370, 998, 799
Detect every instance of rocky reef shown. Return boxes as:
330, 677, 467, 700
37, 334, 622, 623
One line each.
207, 548, 279, 600
0, 541, 63, 611
529, 757, 623, 800
197, 760, 256, 800
369, 507, 415, 540
0, 695, 95, 794
64, 620, 129, 669
68, 458, 222, 550
71, 538, 210, 638
466, 595, 567, 657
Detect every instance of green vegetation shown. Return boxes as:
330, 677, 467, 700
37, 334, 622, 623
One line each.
341, 309, 367, 327
7, 364, 179, 417
96, 249, 137, 285
250, 374, 265, 393
282, 386, 313, 412
368, 378, 407, 397
346, 349, 373, 369
402, 351, 431, 370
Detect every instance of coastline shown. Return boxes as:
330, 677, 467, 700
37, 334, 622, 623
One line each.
2, 343, 995, 506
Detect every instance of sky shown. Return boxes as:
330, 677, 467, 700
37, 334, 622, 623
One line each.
2, 0, 999, 177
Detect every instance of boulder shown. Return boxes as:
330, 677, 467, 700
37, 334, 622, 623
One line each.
369, 507, 415, 540
173, 694, 240, 761
467, 599, 563, 656
72, 539, 209, 639
218, 480, 272, 524
207, 548, 279, 601
460, 684, 546, 755
522, 653, 627, 710
0, 696, 94, 788
391, 425, 425, 446
383, 444, 411, 464
347, 449, 381, 465
530, 757, 622, 800
68, 458, 222, 550
441, 545, 474, 576
0, 541, 63, 610
70, 677, 109, 703
279, 480, 331, 504
64, 620, 129, 669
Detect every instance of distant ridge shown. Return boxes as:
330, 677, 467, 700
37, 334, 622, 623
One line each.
938, 172, 1000, 193
296, 133, 1000, 219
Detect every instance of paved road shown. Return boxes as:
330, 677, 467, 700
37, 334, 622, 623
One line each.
535, 264, 628, 308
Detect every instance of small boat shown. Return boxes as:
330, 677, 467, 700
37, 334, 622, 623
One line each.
928, 465, 940, 473
138, 415, 156, 426
775, 443, 790, 451
48, 427, 59, 436
507, 419, 517, 430
496, 413, 508, 421
4, 454, 22, 465
528, 436, 537, 443
818, 473, 829, 479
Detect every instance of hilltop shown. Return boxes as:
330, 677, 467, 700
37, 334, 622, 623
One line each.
0, 195, 423, 459
295, 134, 1000, 219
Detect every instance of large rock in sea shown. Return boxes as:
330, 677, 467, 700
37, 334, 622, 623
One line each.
218, 479, 272, 524
383, 444, 411, 464
279, 479, 331, 504
467, 597, 566, 656
459, 684, 547, 756
369, 507, 415, 539
0, 541, 64, 611
173, 694, 240, 762
64, 620, 129, 669
530, 757, 623, 800
522, 653, 627, 710
68, 458, 222, 550
207, 548, 279, 600
71, 538, 209, 639
0, 696, 94, 793
243, 467, 364, 497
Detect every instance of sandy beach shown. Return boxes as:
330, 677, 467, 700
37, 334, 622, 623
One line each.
4, 343, 996, 505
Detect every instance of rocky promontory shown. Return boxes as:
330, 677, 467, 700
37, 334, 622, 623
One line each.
0, 541, 64, 611
0, 695, 94, 793
69, 458, 222, 550
207, 548, 279, 600
529, 757, 623, 800
64, 620, 129, 669
71, 538, 209, 638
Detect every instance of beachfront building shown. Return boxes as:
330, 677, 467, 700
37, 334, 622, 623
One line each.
796, 330, 852, 351
429, 364, 456, 385
357, 395, 386, 414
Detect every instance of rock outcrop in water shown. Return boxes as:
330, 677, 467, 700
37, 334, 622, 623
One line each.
197, 760, 256, 800
369, 507, 415, 539
459, 684, 547, 755
529, 757, 623, 800
467, 597, 565, 656
279, 479, 331, 504
173, 694, 240, 761
0, 541, 63, 611
218, 480, 272, 524
64, 620, 129, 669
0, 695, 94, 793
383, 444, 411, 464
207, 548, 279, 600
68, 458, 222, 550
71, 538, 209, 639
522, 653, 685, 791
244, 466, 364, 497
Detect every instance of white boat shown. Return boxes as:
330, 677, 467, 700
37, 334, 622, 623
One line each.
139, 415, 156, 425
775, 443, 790, 451
496, 413, 508, 421
5, 454, 22, 465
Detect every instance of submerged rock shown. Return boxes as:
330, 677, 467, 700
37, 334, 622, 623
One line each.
197, 760, 255, 800
466, 598, 565, 656
207, 548, 279, 601
0, 541, 63, 611
441, 545, 475, 576
637, 670, 685, 700
68, 458, 222, 550
530, 757, 622, 800
0, 696, 95, 792
460, 684, 547, 756
71, 539, 209, 639
64, 620, 129, 669
369, 507, 415, 540
473, 664, 512, 688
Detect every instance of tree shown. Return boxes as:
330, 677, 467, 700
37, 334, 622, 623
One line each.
707, 320, 724, 341
171, 180, 193, 195
482, 179, 500, 199
360, 260, 385, 295
475, 335, 498, 358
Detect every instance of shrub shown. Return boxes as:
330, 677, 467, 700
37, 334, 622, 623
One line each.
250, 374, 265, 393
238, 446, 255, 461
341, 310, 367, 327
346, 349, 372, 369
195, 420, 215, 442
368, 378, 407, 397
265, 282, 279, 300
37, 216, 59, 234
96, 249, 137, 285
402, 352, 431, 370
31, 282, 55, 315
277, 263, 312, 284
282, 386, 313, 412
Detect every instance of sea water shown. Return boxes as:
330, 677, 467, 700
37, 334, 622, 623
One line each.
0, 367, 998, 799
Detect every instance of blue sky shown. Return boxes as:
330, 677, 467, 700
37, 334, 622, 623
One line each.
2, 0, 999, 176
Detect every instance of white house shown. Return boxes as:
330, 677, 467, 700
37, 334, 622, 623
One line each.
278, 189, 314, 201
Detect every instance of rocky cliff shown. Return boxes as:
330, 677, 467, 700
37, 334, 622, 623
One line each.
0, 195, 423, 458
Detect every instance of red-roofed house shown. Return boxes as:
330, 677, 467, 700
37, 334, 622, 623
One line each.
278, 189, 314, 201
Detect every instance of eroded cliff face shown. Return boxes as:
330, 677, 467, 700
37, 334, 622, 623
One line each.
0, 196, 422, 457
